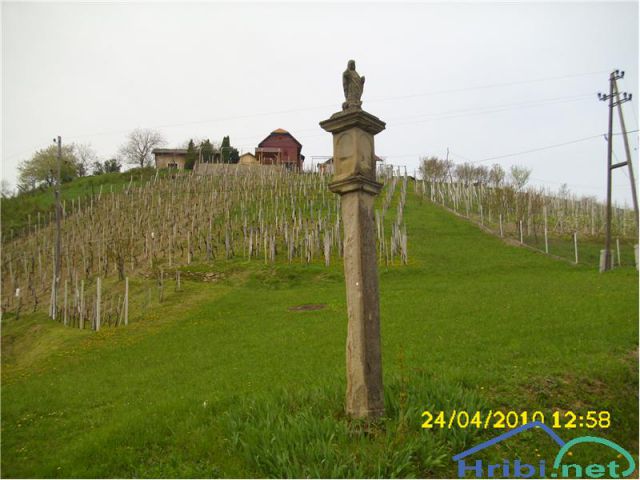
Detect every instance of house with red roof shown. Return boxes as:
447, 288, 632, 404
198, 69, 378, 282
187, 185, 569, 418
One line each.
255, 128, 304, 171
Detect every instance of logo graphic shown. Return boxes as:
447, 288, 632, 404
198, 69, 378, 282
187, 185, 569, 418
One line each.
452, 421, 636, 478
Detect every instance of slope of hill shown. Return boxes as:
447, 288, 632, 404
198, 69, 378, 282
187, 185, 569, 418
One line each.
1, 181, 637, 477
1, 168, 158, 237
1, 167, 409, 324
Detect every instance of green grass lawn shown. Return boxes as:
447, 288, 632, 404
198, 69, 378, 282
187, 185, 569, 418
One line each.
2, 191, 638, 478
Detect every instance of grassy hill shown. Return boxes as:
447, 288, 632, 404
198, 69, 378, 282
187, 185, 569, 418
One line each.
1, 180, 638, 478
1, 168, 157, 237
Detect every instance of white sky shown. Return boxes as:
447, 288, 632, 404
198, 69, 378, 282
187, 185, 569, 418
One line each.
2, 1, 638, 204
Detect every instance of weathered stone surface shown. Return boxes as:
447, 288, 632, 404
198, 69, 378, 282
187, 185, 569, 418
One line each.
320, 110, 385, 184
320, 108, 386, 134
329, 175, 382, 196
340, 190, 384, 417
320, 64, 386, 418
342, 60, 365, 111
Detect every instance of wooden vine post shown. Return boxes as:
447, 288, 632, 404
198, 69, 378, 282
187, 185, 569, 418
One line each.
96, 277, 101, 331
320, 60, 385, 419
124, 277, 129, 326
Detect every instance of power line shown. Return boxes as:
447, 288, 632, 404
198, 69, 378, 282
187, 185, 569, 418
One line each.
226, 95, 597, 146
629, 99, 639, 131
390, 95, 594, 127
45, 93, 596, 156
366, 70, 608, 103
385, 130, 638, 161
64, 104, 336, 141
3, 70, 614, 162
468, 135, 605, 164
466, 130, 639, 165
2, 69, 624, 188
386, 93, 593, 121
528, 176, 631, 191
52, 70, 613, 142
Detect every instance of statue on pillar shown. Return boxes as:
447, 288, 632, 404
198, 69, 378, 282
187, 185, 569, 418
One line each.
342, 60, 365, 111
321, 60, 386, 419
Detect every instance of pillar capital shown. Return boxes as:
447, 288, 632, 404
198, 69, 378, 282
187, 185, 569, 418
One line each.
320, 109, 386, 136
328, 174, 383, 196
320, 109, 386, 186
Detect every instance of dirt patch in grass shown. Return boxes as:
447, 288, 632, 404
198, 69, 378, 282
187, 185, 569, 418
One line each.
288, 304, 326, 312
518, 372, 626, 411
178, 271, 224, 282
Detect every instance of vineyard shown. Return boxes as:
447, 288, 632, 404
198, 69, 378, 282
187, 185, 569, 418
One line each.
2, 165, 637, 331
1, 165, 409, 327
416, 179, 638, 266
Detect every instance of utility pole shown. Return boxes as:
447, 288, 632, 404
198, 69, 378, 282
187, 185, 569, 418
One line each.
612, 78, 639, 230
53, 135, 62, 317
598, 70, 633, 271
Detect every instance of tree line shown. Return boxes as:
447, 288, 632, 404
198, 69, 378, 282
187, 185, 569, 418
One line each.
418, 156, 531, 191
12, 128, 240, 195
184, 136, 240, 169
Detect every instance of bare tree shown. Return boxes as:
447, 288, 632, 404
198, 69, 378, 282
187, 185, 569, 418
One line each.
453, 162, 495, 185
474, 165, 489, 185
119, 129, 166, 168
74, 143, 98, 177
509, 165, 532, 191
488, 164, 506, 187
454, 162, 476, 185
419, 156, 453, 183
557, 183, 570, 199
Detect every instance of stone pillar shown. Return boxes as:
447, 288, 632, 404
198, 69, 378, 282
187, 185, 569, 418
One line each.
320, 109, 386, 418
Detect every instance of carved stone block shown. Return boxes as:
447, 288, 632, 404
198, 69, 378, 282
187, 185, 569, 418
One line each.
333, 128, 376, 182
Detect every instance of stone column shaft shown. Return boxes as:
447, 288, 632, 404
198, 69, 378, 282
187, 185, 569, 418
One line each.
321, 108, 386, 419
341, 188, 384, 417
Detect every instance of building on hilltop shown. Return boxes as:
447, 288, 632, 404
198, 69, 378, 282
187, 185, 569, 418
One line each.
317, 157, 333, 174
238, 152, 259, 165
154, 147, 224, 170
153, 149, 188, 170
255, 128, 304, 170
154, 130, 304, 171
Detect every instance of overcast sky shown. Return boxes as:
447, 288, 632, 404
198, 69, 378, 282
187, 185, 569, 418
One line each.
2, 1, 638, 204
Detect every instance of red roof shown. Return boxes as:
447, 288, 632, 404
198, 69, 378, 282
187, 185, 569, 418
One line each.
258, 128, 302, 148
